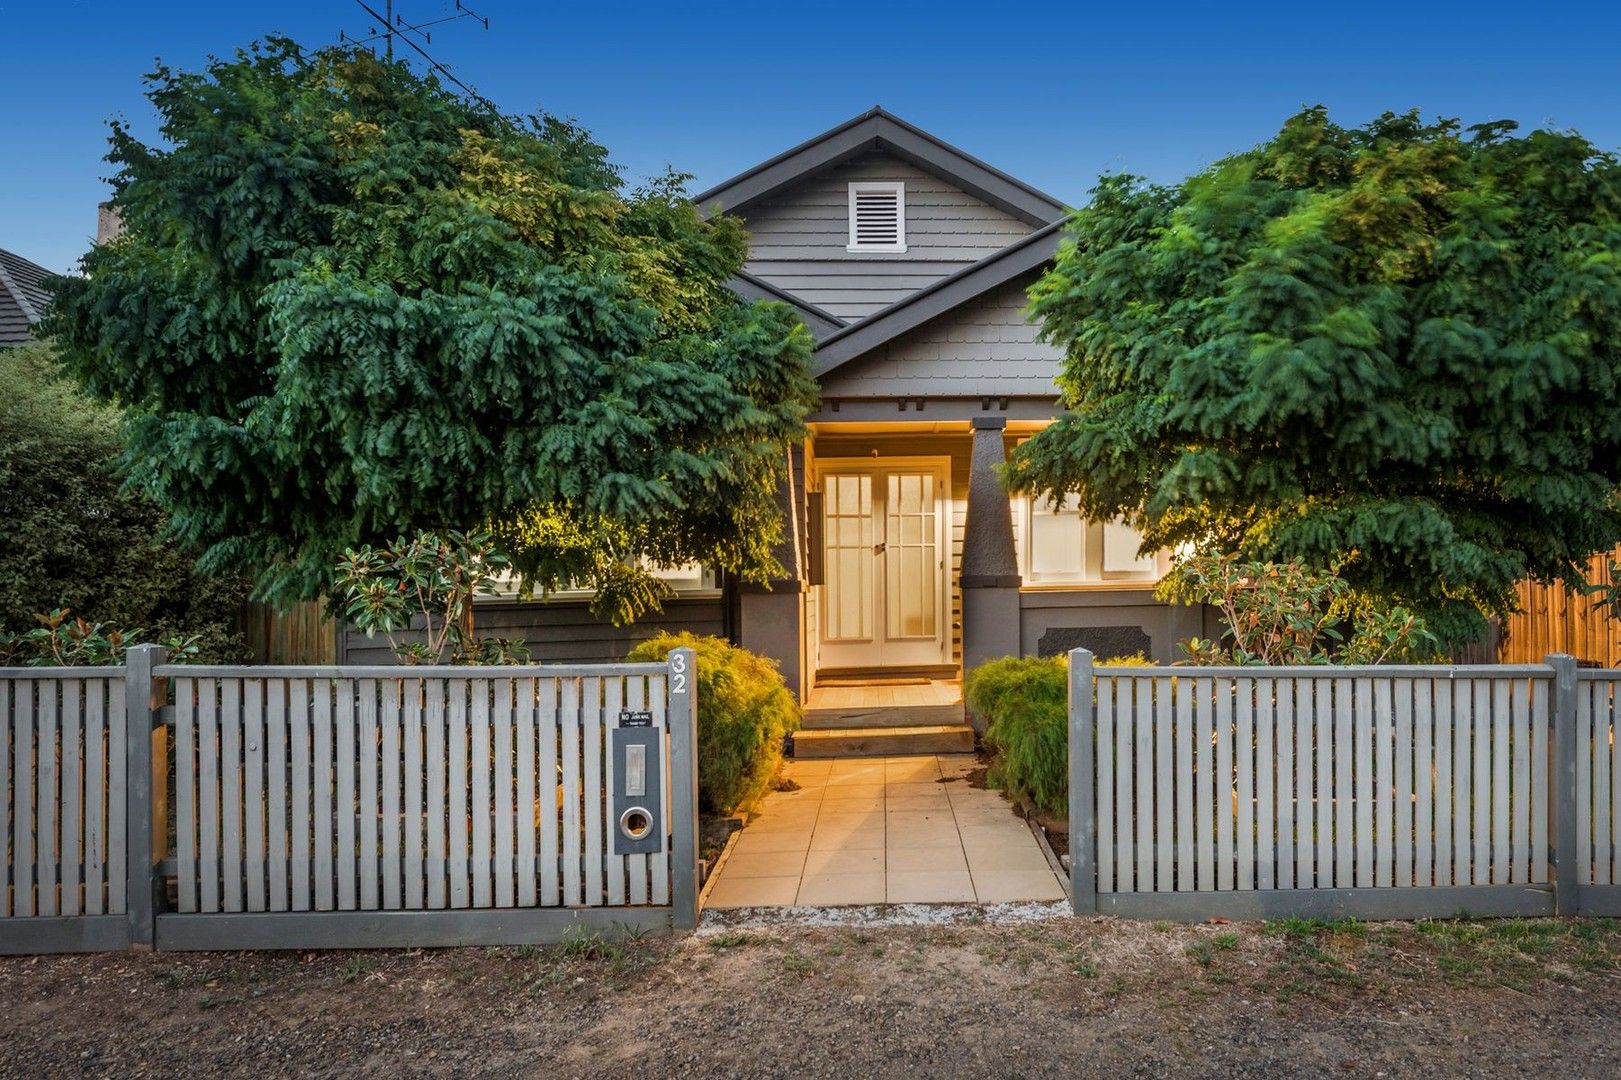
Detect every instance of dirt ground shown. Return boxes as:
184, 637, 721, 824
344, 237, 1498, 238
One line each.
3, 912, 1620, 1078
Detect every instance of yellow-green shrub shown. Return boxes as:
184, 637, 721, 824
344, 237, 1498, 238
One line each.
965, 652, 1151, 815
627, 632, 800, 815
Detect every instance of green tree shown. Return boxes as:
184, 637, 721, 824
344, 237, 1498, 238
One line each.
0, 342, 247, 659
47, 40, 816, 620
1008, 108, 1621, 648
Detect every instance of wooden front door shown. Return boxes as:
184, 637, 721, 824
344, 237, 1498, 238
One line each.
817, 461, 949, 670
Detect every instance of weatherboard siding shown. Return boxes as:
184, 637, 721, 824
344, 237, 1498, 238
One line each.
337, 598, 725, 666
739, 153, 1034, 320
818, 274, 1063, 399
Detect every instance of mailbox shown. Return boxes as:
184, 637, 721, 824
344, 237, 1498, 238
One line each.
611, 718, 662, 855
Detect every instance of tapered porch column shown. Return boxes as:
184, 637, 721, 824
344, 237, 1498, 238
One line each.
737, 443, 807, 700
961, 417, 1021, 718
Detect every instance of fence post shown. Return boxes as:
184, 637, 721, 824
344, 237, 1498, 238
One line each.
123, 644, 167, 949
1548, 653, 1579, 915
1068, 648, 1097, 914
666, 647, 701, 930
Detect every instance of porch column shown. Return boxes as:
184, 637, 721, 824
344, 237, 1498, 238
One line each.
961, 417, 1022, 719
737, 443, 807, 700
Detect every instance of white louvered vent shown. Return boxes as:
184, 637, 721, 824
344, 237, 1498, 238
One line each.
847, 181, 906, 252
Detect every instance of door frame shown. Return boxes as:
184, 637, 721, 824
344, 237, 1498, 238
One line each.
810, 455, 953, 670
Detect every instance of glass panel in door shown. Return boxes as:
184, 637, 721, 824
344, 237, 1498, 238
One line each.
885, 472, 937, 640
822, 473, 873, 642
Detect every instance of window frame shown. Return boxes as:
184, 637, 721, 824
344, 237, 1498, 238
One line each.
846, 181, 907, 253
1014, 491, 1167, 588
479, 561, 721, 604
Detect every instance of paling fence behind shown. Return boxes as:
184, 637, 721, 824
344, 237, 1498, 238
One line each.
1, 646, 700, 953
1068, 651, 1621, 919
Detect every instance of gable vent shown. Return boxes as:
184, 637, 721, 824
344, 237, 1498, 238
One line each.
847, 181, 906, 252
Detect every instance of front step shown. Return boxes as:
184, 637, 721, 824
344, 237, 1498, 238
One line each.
792, 723, 975, 758
803, 703, 966, 729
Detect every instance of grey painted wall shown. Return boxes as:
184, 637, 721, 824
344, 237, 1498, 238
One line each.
817, 272, 1063, 400
337, 597, 727, 666
740, 152, 1035, 321
1018, 590, 1214, 666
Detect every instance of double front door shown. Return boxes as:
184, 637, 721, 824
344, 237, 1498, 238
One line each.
817, 460, 949, 670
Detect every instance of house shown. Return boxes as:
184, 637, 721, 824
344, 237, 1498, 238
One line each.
337, 109, 1212, 744
0, 246, 54, 347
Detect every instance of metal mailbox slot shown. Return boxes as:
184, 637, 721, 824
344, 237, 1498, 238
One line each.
611, 722, 663, 855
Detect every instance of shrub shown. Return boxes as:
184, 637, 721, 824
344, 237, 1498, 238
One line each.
1160, 554, 1439, 665
966, 654, 1069, 815
626, 632, 800, 815
334, 530, 528, 665
0, 342, 247, 661
966, 652, 1152, 816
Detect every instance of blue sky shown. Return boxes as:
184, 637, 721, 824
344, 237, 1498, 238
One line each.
3, 1, 1619, 273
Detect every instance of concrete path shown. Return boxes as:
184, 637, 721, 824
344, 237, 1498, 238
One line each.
705, 754, 1066, 908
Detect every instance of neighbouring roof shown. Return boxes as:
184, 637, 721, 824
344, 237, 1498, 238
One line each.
0, 247, 55, 347
695, 107, 1069, 230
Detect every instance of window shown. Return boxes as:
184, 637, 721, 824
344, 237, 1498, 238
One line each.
1015, 493, 1163, 586
483, 560, 718, 601
847, 181, 906, 252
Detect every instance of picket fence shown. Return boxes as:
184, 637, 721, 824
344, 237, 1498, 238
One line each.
1068, 651, 1621, 919
1, 646, 699, 953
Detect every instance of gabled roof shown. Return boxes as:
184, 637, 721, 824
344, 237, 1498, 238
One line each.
0, 247, 55, 347
810, 220, 1065, 378
727, 270, 846, 341
694, 107, 1068, 229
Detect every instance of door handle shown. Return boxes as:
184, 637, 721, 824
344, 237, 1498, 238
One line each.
874, 542, 887, 554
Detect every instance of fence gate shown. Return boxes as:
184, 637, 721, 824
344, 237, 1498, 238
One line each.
1573, 670, 1621, 915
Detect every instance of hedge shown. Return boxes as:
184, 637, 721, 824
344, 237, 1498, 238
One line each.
626, 632, 800, 815
965, 652, 1150, 816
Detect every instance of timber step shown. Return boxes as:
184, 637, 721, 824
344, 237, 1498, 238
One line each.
792, 723, 975, 759
802, 703, 966, 729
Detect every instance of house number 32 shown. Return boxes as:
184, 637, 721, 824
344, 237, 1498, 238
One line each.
671, 651, 688, 694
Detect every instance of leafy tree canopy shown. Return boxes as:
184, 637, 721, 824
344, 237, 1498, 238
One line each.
1008, 107, 1621, 648
48, 39, 817, 620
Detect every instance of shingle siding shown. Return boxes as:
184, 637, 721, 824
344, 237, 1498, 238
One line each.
740, 153, 1034, 320
817, 273, 1063, 399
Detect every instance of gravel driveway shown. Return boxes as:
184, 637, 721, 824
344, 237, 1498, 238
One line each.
3, 912, 1619, 1077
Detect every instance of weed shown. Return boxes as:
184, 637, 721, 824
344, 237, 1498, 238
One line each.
707, 932, 752, 950
338, 956, 369, 985
559, 928, 625, 965
780, 951, 815, 979
1151, 920, 1173, 933
1213, 932, 1239, 951
1184, 940, 1215, 967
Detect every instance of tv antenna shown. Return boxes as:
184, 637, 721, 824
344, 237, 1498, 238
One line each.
338, 1, 495, 108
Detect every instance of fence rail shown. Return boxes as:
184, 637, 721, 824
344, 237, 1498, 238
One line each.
1070, 652, 1621, 920
2, 647, 700, 953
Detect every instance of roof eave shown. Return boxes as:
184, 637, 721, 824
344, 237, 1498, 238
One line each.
693, 108, 1067, 229
727, 271, 846, 341
810, 221, 1066, 379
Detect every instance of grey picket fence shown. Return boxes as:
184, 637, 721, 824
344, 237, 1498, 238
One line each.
2, 646, 700, 953
1068, 651, 1621, 919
